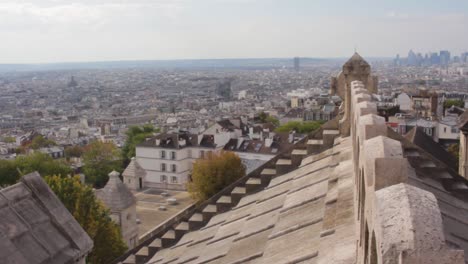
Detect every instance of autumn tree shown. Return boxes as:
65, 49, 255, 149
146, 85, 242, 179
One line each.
187, 151, 246, 201
448, 143, 460, 167
30, 135, 57, 149
122, 124, 158, 165
65, 145, 84, 159
83, 141, 122, 188
45, 175, 127, 263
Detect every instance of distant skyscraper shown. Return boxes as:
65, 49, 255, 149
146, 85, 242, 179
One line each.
67, 76, 78, 88
461, 52, 468, 63
407, 50, 419, 66
440, 50, 451, 65
293, 57, 300, 71
430, 52, 440, 65
394, 54, 401, 66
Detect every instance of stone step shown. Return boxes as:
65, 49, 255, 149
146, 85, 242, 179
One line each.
307, 139, 323, 154
451, 181, 468, 191
135, 247, 149, 264
123, 254, 135, 264
148, 238, 161, 256
246, 177, 262, 193
276, 159, 293, 175
291, 149, 308, 167
231, 186, 247, 205
175, 221, 190, 238
216, 195, 232, 213
202, 204, 218, 222
323, 130, 339, 147
161, 229, 176, 248
260, 168, 276, 186
188, 213, 204, 230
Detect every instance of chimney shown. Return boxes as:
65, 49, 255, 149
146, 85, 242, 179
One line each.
179, 138, 186, 147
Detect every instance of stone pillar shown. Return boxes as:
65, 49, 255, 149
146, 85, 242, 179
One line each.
459, 132, 468, 179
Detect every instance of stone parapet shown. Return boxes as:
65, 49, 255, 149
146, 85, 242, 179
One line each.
347, 80, 465, 263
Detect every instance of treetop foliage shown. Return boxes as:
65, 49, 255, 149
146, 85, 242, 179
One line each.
122, 124, 158, 165
30, 135, 57, 150
45, 175, 127, 263
82, 141, 122, 188
187, 151, 246, 201
275, 120, 324, 133
0, 152, 71, 187
444, 99, 464, 109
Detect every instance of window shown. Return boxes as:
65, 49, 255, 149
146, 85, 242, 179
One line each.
171, 164, 177, 172
161, 163, 166, 171
161, 150, 166, 159
171, 176, 178, 183
200, 150, 205, 158
452, 127, 459, 133
161, 175, 167, 182
444, 127, 447, 133
425, 128, 432, 136
171, 151, 176, 160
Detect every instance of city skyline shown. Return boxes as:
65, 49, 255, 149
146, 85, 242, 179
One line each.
0, 0, 467, 63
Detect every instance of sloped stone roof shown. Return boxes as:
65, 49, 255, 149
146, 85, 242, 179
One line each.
0, 172, 93, 264
96, 171, 136, 212
147, 137, 355, 264
344, 52, 369, 67
123, 157, 146, 179
404, 126, 458, 170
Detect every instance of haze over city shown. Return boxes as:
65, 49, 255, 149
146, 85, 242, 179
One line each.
1, 0, 468, 63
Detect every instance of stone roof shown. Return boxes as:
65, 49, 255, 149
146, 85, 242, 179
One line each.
147, 138, 355, 264
344, 52, 369, 67
95, 171, 136, 212
0, 172, 93, 264
123, 158, 147, 179
404, 126, 458, 171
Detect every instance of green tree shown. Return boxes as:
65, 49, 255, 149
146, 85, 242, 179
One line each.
258, 112, 268, 123
30, 135, 57, 149
16, 152, 72, 177
45, 175, 127, 263
444, 99, 464, 109
2, 136, 16, 143
266, 115, 280, 126
0, 152, 71, 186
122, 125, 158, 165
83, 141, 122, 188
0, 160, 20, 187
275, 121, 324, 133
187, 151, 246, 201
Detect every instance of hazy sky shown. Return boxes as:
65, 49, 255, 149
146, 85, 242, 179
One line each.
1, 0, 467, 63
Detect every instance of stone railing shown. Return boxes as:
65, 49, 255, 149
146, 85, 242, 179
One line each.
347, 80, 465, 263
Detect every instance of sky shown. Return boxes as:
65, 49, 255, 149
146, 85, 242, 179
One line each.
0, 0, 467, 63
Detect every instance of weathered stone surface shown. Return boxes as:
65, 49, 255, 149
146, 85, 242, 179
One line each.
0, 172, 93, 264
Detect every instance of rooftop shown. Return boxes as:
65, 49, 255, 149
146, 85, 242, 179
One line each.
0, 172, 93, 264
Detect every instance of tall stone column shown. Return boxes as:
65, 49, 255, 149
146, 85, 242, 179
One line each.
459, 132, 468, 179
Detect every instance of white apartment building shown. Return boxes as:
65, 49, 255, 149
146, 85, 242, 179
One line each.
135, 133, 218, 190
